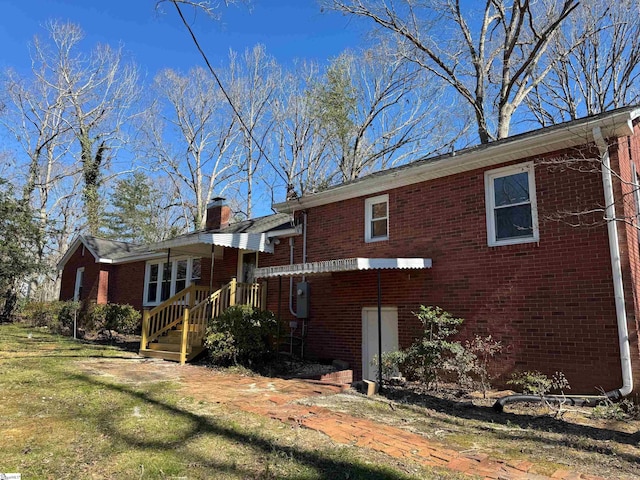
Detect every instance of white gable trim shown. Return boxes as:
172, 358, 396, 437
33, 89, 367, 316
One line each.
56, 236, 100, 271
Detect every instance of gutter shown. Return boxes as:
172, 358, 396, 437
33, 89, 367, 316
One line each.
495, 125, 635, 411
275, 108, 640, 214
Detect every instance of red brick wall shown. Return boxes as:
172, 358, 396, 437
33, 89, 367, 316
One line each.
59, 241, 104, 305
108, 260, 146, 311
262, 145, 637, 393
613, 124, 640, 397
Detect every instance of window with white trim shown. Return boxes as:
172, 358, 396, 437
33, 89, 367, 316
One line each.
485, 162, 539, 246
143, 257, 201, 306
365, 194, 389, 242
73, 267, 84, 301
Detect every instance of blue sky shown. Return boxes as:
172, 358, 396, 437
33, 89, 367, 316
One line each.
0, 0, 367, 76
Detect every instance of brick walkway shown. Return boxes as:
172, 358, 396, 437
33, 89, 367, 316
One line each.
174, 365, 607, 480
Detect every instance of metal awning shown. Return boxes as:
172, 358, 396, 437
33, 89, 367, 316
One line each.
254, 257, 432, 278
149, 232, 275, 256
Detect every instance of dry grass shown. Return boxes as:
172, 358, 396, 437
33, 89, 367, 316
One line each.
302, 384, 640, 479
0, 324, 464, 480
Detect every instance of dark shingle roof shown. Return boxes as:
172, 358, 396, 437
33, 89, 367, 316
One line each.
216, 213, 293, 234
82, 236, 156, 260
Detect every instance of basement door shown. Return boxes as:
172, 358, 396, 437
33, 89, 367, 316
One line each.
362, 307, 398, 381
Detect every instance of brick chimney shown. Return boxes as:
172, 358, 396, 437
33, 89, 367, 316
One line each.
205, 197, 231, 230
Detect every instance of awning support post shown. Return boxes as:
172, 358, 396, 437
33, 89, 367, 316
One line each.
377, 269, 383, 393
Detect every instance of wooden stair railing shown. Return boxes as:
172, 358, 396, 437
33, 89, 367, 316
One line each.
140, 278, 268, 364
140, 284, 211, 351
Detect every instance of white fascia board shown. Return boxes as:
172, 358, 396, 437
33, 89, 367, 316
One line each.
274, 109, 640, 213
56, 235, 100, 271
100, 252, 167, 265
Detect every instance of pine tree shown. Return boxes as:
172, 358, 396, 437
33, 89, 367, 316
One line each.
103, 172, 176, 244
0, 180, 42, 321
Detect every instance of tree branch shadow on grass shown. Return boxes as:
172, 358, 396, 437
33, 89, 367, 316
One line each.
67, 372, 432, 480
381, 387, 640, 452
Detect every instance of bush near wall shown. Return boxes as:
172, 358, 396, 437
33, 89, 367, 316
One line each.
18, 300, 81, 335
89, 303, 141, 339
204, 305, 278, 367
18, 301, 140, 339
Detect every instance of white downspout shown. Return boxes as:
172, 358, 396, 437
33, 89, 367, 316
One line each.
593, 126, 634, 397
495, 127, 635, 411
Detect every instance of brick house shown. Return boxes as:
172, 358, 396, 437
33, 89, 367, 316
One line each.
58, 107, 640, 396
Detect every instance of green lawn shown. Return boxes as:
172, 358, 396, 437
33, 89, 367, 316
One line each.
0, 324, 462, 479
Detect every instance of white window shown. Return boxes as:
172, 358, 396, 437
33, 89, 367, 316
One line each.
485, 162, 539, 246
143, 257, 200, 307
365, 194, 389, 242
73, 267, 84, 301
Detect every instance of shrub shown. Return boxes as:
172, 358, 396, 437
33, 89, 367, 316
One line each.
591, 399, 640, 421
19, 300, 80, 335
462, 335, 503, 396
89, 303, 141, 339
204, 305, 278, 367
508, 370, 571, 416
507, 370, 570, 396
400, 305, 464, 388
371, 350, 408, 381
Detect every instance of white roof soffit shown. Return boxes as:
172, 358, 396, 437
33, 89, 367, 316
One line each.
151, 232, 275, 254
254, 257, 432, 279
274, 108, 640, 213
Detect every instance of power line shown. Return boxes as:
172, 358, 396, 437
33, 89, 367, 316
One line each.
170, 1, 288, 185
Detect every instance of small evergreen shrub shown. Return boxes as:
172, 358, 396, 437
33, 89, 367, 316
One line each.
19, 300, 80, 334
204, 305, 278, 367
507, 370, 570, 396
401, 305, 465, 388
89, 303, 141, 339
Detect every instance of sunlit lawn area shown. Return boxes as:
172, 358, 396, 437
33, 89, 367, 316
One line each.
0, 324, 461, 479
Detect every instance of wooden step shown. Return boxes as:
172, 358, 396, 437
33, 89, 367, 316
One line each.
174, 324, 204, 333
138, 348, 181, 362
149, 342, 184, 352
138, 346, 206, 363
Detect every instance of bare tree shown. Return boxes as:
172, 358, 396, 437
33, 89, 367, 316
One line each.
46, 22, 139, 235
309, 43, 460, 183
325, 0, 579, 143
142, 67, 242, 229
525, 0, 640, 125
226, 45, 279, 218
270, 61, 335, 197
19, 21, 140, 236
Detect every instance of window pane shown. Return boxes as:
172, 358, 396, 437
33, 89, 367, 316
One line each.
161, 281, 171, 301
371, 219, 388, 238
372, 202, 387, 219
175, 279, 186, 293
161, 262, 172, 301
494, 172, 529, 207
176, 260, 187, 280
191, 258, 201, 281
147, 282, 157, 303
149, 264, 159, 282
495, 205, 533, 239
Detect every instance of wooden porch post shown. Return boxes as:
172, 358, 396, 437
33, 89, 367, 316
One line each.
180, 308, 190, 365
229, 277, 237, 306
261, 281, 268, 311
140, 310, 150, 351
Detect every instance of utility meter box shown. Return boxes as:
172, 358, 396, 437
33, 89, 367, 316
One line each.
296, 281, 309, 318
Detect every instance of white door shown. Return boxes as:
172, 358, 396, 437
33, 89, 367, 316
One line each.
362, 307, 399, 381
